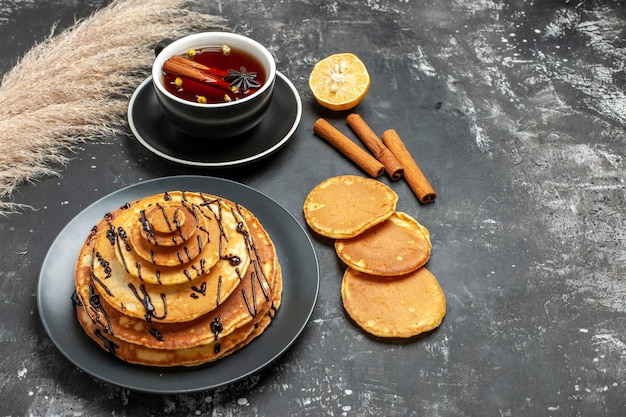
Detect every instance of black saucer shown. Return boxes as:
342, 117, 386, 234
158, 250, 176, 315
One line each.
127, 72, 302, 167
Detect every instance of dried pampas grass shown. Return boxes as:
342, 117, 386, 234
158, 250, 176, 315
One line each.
0, 0, 225, 214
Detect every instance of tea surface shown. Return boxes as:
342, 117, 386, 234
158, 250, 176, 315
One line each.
162, 45, 266, 104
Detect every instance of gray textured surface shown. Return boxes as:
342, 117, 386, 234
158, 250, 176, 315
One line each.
0, 0, 624, 415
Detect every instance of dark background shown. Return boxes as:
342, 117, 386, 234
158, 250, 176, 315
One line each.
0, 0, 624, 415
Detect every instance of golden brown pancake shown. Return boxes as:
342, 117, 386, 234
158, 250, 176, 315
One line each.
76, 269, 282, 367
335, 211, 431, 276
104, 191, 243, 286
341, 267, 445, 338
75, 203, 280, 350
74, 195, 283, 367
127, 202, 216, 267
75, 192, 251, 324
303, 175, 398, 239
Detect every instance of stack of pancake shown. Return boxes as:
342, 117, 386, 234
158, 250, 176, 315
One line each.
304, 175, 445, 338
73, 191, 282, 367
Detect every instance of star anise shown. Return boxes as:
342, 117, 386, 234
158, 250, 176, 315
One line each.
223, 66, 260, 93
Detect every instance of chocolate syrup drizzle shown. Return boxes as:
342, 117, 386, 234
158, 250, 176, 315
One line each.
95, 251, 111, 279
89, 284, 112, 329
210, 315, 223, 341
155, 201, 199, 244
139, 209, 157, 246
94, 329, 119, 355
90, 249, 114, 297
150, 327, 165, 342
236, 204, 272, 319
127, 283, 167, 323
156, 203, 175, 232
105, 223, 116, 246
199, 195, 229, 261
191, 281, 207, 296
86, 225, 98, 245
117, 226, 131, 251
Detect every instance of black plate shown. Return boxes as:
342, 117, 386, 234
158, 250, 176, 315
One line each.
37, 176, 319, 394
128, 72, 302, 167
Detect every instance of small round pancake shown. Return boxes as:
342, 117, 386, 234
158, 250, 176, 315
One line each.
127, 203, 214, 267
341, 267, 446, 338
303, 175, 398, 239
335, 211, 431, 276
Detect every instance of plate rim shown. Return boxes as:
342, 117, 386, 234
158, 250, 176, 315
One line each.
127, 71, 302, 167
37, 175, 319, 394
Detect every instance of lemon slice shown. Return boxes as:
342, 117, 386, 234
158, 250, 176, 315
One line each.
308, 53, 371, 111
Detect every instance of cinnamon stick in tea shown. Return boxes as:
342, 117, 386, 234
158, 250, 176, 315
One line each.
162, 56, 232, 92
313, 118, 385, 177
169, 55, 228, 77
381, 129, 437, 204
346, 114, 404, 181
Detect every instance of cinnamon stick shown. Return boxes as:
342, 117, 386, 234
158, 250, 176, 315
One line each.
313, 118, 385, 177
169, 55, 228, 78
381, 129, 437, 204
346, 114, 404, 181
162, 56, 232, 92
